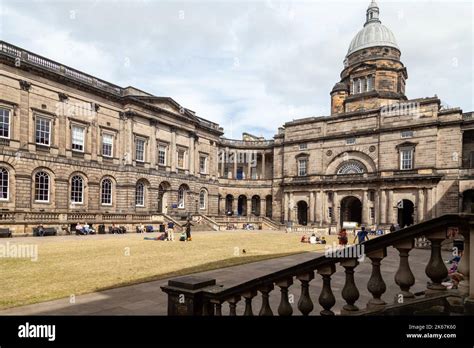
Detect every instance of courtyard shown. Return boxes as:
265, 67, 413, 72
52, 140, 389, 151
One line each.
0, 230, 338, 310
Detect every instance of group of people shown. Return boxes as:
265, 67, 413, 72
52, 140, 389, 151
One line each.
337, 226, 371, 245
75, 222, 95, 235
301, 233, 327, 244
144, 220, 193, 242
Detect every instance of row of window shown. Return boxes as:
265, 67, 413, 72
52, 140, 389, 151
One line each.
1, 109, 210, 172
350, 75, 375, 95
296, 148, 415, 177
0, 168, 208, 209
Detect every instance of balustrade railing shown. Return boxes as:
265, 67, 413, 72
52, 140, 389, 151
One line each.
162, 214, 474, 315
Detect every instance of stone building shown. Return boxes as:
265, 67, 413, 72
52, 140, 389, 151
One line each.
0, 1, 472, 234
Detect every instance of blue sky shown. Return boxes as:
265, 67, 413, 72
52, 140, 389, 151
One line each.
1, 0, 472, 139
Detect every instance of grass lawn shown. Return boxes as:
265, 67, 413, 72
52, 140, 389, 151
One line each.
0, 231, 338, 310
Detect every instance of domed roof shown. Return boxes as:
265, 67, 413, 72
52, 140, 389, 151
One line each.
346, 1, 399, 57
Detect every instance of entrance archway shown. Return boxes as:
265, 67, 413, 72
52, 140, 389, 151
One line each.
225, 194, 234, 215
397, 199, 414, 228
297, 201, 308, 225
238, 195, 247, 216
462, 190, 474, 213
157, 182, 170, 213
340, 196, 362, 227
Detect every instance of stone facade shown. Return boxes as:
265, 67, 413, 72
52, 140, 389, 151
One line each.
0, 2, 473, 235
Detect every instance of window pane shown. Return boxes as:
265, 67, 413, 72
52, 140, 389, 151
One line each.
36, 117, 51, 145
102, 134, 113, 157
0, 168, 8, 199
158, 145, 166, 165
34, 171, 50, 202
70, 175, 83, 203
101, 179, 112, 205
72, 126, 85, 151
0, 108, 10, 138
135, 182, 144, 206
136, 139, 145, 162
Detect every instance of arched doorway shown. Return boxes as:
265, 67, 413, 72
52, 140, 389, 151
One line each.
397, 199, 414, 228
238, 195, 247, 216
462, 190, 474, 213
157, 182, 170, 213
297, 201, 308, 225
265, 195, 272, 218
225, 194, 234, 215
251, 195, 261, 216
340, 196, 362, 227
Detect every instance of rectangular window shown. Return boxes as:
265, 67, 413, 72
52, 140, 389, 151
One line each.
401, 130, 414, 138
299, 143, 307, 150
199, 156, 207, 174
367, 75, 374, 91
298, 159, 307, 176
369, 191, 375, 201
102, 133, 113, 157
361, 78, 367, 92
346, 137, 356, 145
470, 152, 474, 169
251, 166, 257, 179
328, 207, 333, 219
72, 125, 85, 152
177, 149, 185, 168
0, 108, 10, 138
35, 117, 51, 146
158, 145, 167, 166
400, 149, 413, 170
135, 138, 145, 162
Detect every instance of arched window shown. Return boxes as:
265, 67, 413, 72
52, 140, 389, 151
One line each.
0, 167, 8, 200
337, 161, 366, 175
70, 175, 84, 204
135, 182, 145, 207
101, 178, 112, 205
178, 185, 188, 209
34, 171, 50, 202
199, 190, 207, 210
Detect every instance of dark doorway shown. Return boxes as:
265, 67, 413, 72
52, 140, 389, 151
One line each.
397, 199, 414, 228
238, 195, 247, 216
225, 194, 234, 215
340, 196, 362, 226
251, 195, 261, 216
462, 190, 474, 213
297, 201, 308, 225
265, 195, 272, 218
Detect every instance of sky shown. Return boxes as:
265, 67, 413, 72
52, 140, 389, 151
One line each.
0, 0, 472, 139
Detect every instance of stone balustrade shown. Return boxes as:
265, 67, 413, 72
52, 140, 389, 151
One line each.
162, 214, 474, 315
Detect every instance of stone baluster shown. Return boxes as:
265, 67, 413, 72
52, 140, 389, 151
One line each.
457, 227, 470, 297
393, 240, 415, 301
227, 295, 241, 316
340, 259, 360, 314
211, 300, 223, 316
276, 278, 294, 316
425, 230, 448, 295
242, 290, 257, 316
317, 264, 336, 316
297, 272, 314, 316
366, 248, 387, 309
258, 284, 274, 316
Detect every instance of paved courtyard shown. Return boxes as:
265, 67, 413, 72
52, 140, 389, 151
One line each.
0, 246, 447, 316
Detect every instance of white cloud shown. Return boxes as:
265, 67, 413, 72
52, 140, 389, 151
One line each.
1, 0, 472, 138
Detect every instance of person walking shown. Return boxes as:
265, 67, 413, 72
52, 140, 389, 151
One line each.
354, 226, 369, 244
184, 221, 192, 241
167, 221, 175, 241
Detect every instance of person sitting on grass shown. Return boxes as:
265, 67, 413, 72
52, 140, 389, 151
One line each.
309, 233, 317, 244
75, 222, 84, 235
179, 232, 187, 242
301, 235, 308, 243
83, 222, 93, 235
37, 224, 45, 237
111, 224, 120, 234
137, 223, 145, 233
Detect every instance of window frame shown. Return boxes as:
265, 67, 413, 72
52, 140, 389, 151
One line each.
199, 190, 206, 210
135, 137, 146, 163
177, 148, 186, 169
71, 124, 86, 152
0, 107, 11, 139
298, 158, 308, 177
158, 144, 167, 166
199, 155, 208, 174
0, 167, 9, 201
34, 171, 50, 203
35, 116, 52, 146
101, 178, 113, 206
178, 186, 186, 209
70, 175, 84, 205
400, 147, 414, 170
135, 182, 145, 207
102, 133, 114, 158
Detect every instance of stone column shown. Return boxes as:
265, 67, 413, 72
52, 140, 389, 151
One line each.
309, 191, 315, 223
380, 190, 387, 224
426, 187, 433, 219
289, 192, 296, 222
362, 190, 368, 226
387, 190, 393, 225
247, 197, 252, 216
332, 191, 338, 225
233, 151, 237, 179
316, 190, 322, 225
321, 191, 327, 225
374, 190, 380, 226
260, 198, 266, 218
170, 128, 177, 172
262, 152, 266, 179
417, 188, 424, 223
149, 124, 157, 167
189, 135, 195, 175
247, 153, 252, 180
283, 192, 289, 222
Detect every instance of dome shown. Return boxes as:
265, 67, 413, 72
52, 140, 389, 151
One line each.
346, 1, 399, 57
331, 82, 348, 93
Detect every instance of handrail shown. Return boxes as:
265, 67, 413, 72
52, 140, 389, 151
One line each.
162, 214, 474, 315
